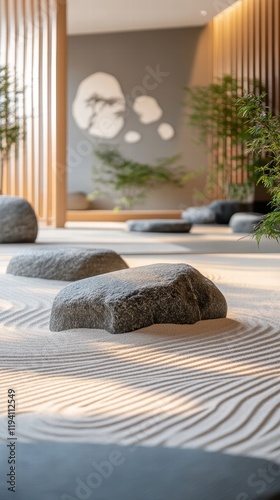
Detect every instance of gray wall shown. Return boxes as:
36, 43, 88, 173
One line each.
67, 27, 212, 209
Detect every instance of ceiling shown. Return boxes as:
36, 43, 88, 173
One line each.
67, 0, 239, 35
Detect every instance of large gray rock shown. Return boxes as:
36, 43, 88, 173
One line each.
181, 206, 216, 224
50, 263, 227, 333
127, 219, 192, 233
67, 192, 91, 210
209, 200, 251, 224
7, 247, 128, 281
0, 195, 38, 243
229, 212, 265, 233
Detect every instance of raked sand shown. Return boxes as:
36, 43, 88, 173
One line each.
0, 224, 279, 465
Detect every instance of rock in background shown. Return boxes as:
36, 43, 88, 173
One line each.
209, 200, 251, 224
181, 206, 216, 224
229, 212, 265, 233
7, 247, 128, 280
127, 219, 192, 233
0, 195, 38, 243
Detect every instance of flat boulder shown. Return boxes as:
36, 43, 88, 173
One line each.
50, 263, 227, 333
209, 200, 251, 224
0, 195, 38, 243
7, 247, 128, 281
127, 219, 192, 233
181, 206, 216, 224
229, 212, 265, 233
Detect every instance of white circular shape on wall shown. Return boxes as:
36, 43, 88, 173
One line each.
72, 72, 126, 139
124, 131, 142, 143
133, 96, 163, 124
158, 122, 175, 140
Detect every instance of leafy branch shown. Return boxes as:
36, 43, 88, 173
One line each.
184, 75, 265, 199
237, 92, 280, 243
91, 145, 194, 209
0, 66, 24, 193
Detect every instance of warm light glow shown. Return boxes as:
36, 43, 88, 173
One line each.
100, 343, 279, 378
0, 370, 202, 418
213, 0, 242, 20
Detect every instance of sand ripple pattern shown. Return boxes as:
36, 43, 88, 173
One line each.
0, 272, 279, 464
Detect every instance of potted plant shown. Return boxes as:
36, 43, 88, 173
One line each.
184, 75, 264, 202
0, 65, 24, 194
237, 92, 280, 243
90, 144, 194, 210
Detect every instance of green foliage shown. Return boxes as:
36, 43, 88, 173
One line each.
184, 75, 264, 199
0, 66, 24, 193
185, 75, 246, 143
91, 145, 193, 209
228, 182, 255, 202
237, 92, 280, 243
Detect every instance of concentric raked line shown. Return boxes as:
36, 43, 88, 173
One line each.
0, 269, 279, 464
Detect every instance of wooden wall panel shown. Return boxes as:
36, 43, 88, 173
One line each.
0, 0, 66, 226
211, 0, 279, 198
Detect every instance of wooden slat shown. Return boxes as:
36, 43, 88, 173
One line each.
274, 0, 280, 114
211, 0, 279, 199
0, 0, 66, 226
269, 0, 276, 113
41, 0, 49, 221
254, 0, 261, 86
53, 0, 67, 228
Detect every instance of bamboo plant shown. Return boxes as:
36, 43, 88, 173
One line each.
184, 75, 264, 200
237, 92, 280, 243
0, 66, 24, 194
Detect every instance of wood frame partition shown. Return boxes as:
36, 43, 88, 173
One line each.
213, 0, 280, 108
0, 0, 67, 227
211, 0, 280, 198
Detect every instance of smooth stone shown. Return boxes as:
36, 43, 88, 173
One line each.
0, 195, 38, 243
7, 247, 128, 281
229, 212, 265, 233
67, 192, 91, 210
181, 206, 216, 224
127, 219, 192, 233
50, 263, 227, 333
209, 200, 251, 224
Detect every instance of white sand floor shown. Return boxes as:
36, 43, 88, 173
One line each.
0, 223, 279, 464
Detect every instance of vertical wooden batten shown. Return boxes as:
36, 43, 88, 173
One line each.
0, 0, 67, 227
210, 0, 280, 198
53, 0, 67, 228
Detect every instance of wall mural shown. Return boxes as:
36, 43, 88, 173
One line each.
133, 95, 163, 124
72, 72, 126, 139
158, 122, 175, 140
72, 71, 175, 143
124, 131, 141, 143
